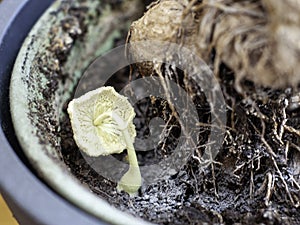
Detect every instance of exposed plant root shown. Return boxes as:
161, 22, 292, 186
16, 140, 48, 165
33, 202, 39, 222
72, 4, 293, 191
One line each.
125, 0, 300, 223
129, 0, 300, 90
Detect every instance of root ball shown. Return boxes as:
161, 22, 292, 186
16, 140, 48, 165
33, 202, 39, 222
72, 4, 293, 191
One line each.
127, 0, 300, 90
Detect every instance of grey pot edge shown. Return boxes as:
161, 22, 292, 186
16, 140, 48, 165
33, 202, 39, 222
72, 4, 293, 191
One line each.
0, 1, 107, 225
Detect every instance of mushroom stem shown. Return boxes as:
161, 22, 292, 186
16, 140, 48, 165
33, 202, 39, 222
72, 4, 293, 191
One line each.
110, 112, 142, 196
123, 128, 139, 167
117, 128, 142, 196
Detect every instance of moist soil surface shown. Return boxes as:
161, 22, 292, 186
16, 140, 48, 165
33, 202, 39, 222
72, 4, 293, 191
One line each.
59, 61, 300, 224
43, 1, 300, 224
10, 0, 298, 223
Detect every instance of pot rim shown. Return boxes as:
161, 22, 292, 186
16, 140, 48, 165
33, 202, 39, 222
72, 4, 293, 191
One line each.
0, 1, 107, 224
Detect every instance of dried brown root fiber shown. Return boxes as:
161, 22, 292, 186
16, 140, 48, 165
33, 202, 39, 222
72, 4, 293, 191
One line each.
127, 0, 300, 90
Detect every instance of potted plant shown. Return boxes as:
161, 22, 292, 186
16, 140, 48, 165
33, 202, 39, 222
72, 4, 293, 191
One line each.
2, 0, 300, 224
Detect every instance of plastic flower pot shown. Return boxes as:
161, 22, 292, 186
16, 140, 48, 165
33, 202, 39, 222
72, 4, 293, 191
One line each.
0, 0, 149, 224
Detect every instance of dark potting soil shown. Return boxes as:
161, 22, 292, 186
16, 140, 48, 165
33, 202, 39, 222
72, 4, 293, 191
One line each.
30, 1, 299, 224
59, 62, 300, 224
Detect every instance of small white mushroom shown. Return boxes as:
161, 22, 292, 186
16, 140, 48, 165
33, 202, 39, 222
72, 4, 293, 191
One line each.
68, 86, 141, 196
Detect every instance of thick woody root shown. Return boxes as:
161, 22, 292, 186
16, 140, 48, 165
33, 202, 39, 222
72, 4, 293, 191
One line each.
128, 0, 300, 90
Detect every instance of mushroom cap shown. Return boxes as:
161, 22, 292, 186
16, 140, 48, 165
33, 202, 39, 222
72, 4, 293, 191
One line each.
67, 86, 136, 157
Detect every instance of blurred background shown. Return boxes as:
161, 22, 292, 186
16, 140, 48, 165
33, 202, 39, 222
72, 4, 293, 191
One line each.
0, 0, 17, 222
0, 195, 18, 225
0, 0, 17, 223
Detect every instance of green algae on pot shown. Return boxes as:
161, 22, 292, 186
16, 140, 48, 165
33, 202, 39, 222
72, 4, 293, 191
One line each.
9, 0, 150, 224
